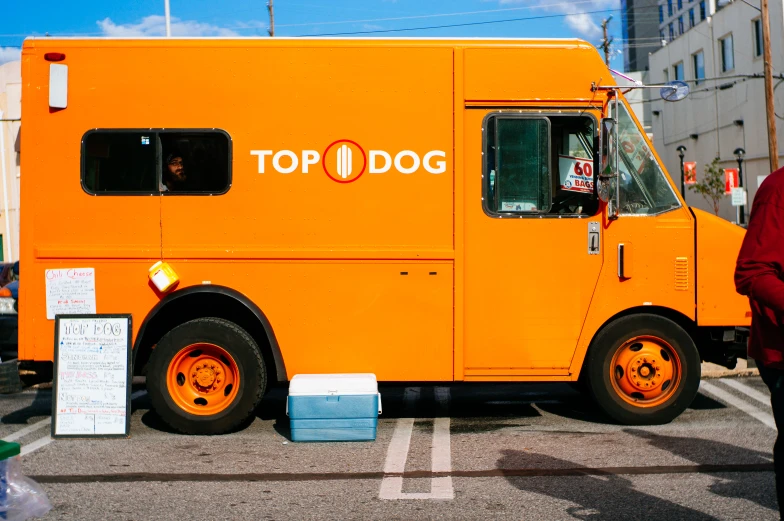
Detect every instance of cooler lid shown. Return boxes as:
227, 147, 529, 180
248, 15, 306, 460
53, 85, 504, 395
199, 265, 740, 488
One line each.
288, 373, 378, 396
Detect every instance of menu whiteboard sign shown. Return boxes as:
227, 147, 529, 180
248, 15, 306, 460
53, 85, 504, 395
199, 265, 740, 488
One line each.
52, 315, 132, 438
45, 268, 97, 320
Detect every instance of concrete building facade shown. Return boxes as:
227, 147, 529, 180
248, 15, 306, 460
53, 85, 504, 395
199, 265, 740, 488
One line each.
649, 0, 784, 222
658, 0, 720, 47
0, 61, 20, 262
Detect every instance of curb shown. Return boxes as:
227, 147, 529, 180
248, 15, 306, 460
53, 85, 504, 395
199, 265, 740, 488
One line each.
701, 359, 759, 379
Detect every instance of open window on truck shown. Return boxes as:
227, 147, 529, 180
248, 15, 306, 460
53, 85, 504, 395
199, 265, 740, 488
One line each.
81, 129, 231, 195
483, 114, 599, 217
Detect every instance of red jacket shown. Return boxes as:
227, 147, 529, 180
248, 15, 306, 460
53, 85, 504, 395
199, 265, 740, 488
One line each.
735, 167, 784, 368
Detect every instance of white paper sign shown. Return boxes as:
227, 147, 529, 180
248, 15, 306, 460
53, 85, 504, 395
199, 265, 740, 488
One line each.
501, 201, 537, 211
558, 155, 594, 194
731, 187, 748, 207
45, 268, 97, 320
53, 316, 131, 437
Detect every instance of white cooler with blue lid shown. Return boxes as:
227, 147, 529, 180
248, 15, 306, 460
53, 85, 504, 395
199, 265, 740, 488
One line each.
287, 373, 381, 442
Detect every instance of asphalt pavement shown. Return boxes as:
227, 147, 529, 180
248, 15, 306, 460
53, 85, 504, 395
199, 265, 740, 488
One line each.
0, 376, 778, 520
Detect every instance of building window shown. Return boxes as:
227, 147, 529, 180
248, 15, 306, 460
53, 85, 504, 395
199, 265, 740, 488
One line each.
720, 34, 734, 72
669, 23, 674, 40
693, 51, 705, 84
660, 29, 666, 43
663, 69, 670, 83
673, 62, 684, 81
689, 9, 695, 27
82, 130, 231, 195
753, 19, 763, 57
659, 5, 664, 23
699, 0, 706, 20
678, 16, 684, 34
668, 0, 673, 17
677, 0, 683, 10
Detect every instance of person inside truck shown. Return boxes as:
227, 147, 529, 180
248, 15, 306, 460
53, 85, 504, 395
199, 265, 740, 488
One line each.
161, 151, 188, 192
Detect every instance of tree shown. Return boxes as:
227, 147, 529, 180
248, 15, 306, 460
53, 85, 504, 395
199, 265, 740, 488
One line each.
688, 158, 725, 216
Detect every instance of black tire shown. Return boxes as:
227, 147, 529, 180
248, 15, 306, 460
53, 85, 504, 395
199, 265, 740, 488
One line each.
586, 314, 700, 425
147, 317, 266, 435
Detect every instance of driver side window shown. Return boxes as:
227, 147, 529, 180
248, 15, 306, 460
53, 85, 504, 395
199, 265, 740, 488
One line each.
483, 113, 599, 217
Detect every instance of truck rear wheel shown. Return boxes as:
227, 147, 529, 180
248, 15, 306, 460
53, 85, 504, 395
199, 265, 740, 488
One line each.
586, 314, 699, 425
147, 317, 266, 434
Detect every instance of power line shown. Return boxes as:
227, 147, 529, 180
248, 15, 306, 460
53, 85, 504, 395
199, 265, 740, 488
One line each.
279, 1, 615, 29
300, 8, 628, 37
0, 3, 662, 40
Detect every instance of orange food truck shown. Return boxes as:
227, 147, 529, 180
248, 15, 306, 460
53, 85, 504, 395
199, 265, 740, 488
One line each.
19, 37, 750, 434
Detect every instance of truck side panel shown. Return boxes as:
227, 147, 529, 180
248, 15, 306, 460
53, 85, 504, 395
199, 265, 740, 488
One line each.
21, 42, 456, 379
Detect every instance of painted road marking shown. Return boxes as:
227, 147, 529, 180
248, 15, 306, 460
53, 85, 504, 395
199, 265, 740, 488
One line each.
2, 418, 50, 442
700, 380, 776, 429
20, 436, 53, 456
379, 386, 453, 500
719, 379, 771, 407
9, 389, 149, 456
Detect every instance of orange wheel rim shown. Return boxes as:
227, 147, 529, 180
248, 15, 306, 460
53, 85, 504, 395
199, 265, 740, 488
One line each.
167, 343, 240, 416
609, 336, 681, 408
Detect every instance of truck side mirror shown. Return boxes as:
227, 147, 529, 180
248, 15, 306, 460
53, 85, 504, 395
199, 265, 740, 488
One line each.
598, 118, 617, 205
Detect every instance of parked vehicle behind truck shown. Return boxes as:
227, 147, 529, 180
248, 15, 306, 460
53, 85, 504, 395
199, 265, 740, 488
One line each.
19, 37, 750, 434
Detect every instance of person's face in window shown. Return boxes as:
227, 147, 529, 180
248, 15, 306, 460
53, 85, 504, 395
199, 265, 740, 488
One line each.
166, 156, 186, 186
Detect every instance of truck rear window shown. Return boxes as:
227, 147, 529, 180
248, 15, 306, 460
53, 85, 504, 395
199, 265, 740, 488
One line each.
81, 130, 231, 195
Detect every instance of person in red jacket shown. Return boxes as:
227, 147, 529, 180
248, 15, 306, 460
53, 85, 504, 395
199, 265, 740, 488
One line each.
735, 165, 784, 517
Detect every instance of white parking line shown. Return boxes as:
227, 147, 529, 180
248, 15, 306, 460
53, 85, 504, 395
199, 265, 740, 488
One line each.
700, 380, 776, 429
5, 388, 149, 457
430, 387, 454, 500
718, 379, 771, 407
379, 387, 453, 500
20, 436, 53, 456
2, 418, 50, 442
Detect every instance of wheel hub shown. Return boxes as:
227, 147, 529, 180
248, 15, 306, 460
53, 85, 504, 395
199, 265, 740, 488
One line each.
610, 336, 681, 408
628, 355, 662, 391
192, 361, 223, 391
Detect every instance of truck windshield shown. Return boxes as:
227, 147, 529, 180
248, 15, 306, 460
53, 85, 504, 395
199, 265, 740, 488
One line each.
615, 102, 680, 215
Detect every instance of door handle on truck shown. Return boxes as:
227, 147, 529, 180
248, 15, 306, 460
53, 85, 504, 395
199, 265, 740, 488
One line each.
588, 221, 600, 255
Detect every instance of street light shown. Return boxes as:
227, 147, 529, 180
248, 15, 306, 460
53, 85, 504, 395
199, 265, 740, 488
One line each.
677, 145, 687, 198
734, 147, 746, 225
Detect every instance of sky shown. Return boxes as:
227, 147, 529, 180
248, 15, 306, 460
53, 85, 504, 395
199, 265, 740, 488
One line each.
0, 0, 625, 69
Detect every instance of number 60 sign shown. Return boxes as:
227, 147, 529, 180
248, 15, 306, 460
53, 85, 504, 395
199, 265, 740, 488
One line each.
559, 155, 594, 194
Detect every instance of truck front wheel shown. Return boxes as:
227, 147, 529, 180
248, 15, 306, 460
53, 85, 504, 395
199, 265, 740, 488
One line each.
586, 314, 700, 425
147, 317, 266, 434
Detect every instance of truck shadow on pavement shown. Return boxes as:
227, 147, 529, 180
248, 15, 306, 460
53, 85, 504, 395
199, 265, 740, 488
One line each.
498, 431, 776, 520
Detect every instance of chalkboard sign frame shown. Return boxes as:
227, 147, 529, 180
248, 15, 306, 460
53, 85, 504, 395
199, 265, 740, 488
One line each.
52, 314, 133, 439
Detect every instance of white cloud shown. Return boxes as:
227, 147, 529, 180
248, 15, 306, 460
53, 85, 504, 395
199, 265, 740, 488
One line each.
97, 15, 239, 37
233, 20, 268, 31
565, 12, 601, 38
494, 0, 620, 38
0, 47, 21, 65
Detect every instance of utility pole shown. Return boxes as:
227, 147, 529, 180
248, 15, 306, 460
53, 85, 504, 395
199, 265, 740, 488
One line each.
267, 0, 275, 37
762, 0, 779, 171
600, 16, 613, 67
164, 0, 172, 37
